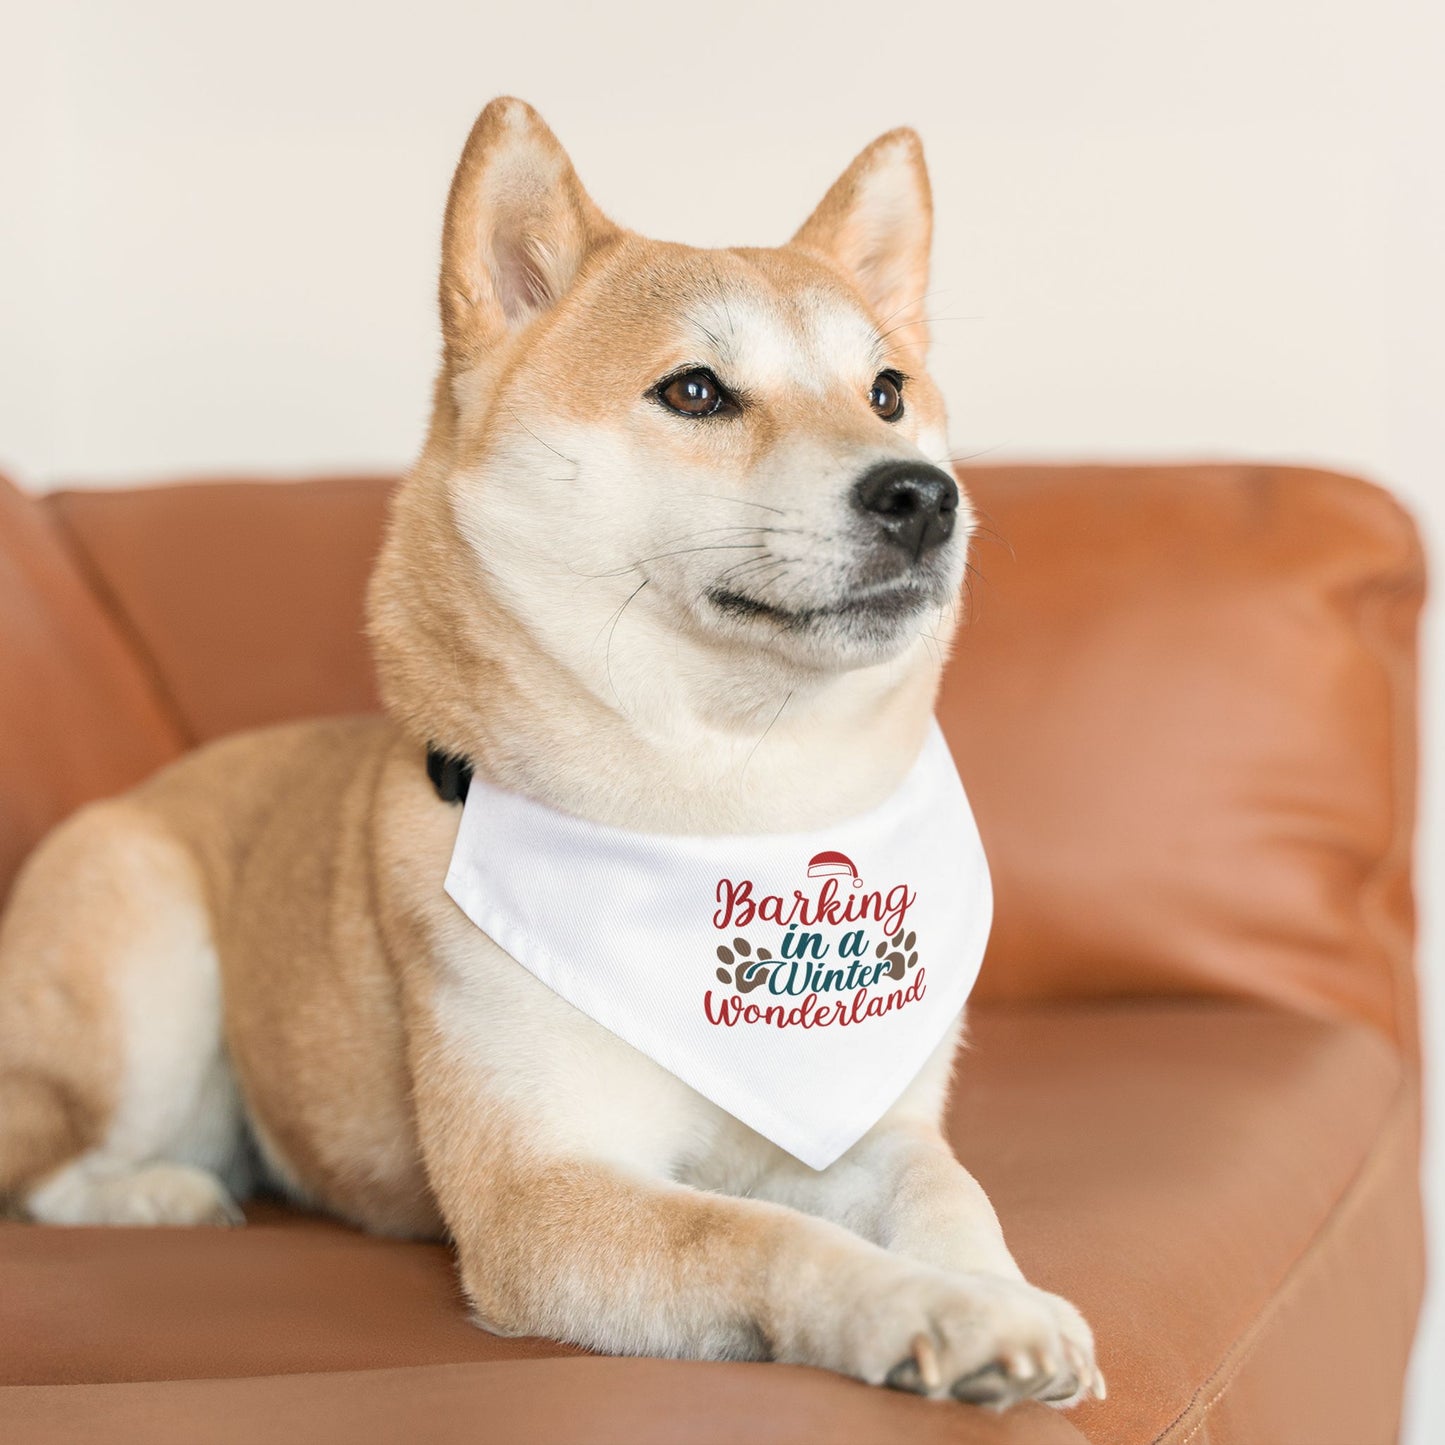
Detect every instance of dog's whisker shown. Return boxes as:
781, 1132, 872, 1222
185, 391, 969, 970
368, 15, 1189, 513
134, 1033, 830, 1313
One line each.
930, 444, 1007, 470
705, 556, 792, 609
771, 560, 834, 616
917, 626, 944, 666
868, 291, 953, 360
628, 543, 773, 568
741, 688, 794, 779
719, 554, 797, 595
716, 552, 788, 586
501, 402, 580, 469
875, 314, 980, 357
685, 493, 793, 517
574, 542, 776, 581
960, 502, 1015, 561
600, 578, 650, 707
872, 288, 949, 331
653, 525, 803, 547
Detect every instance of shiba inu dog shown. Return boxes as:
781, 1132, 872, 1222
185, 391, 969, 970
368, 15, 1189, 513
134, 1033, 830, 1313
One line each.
0, 98, 1102, 1408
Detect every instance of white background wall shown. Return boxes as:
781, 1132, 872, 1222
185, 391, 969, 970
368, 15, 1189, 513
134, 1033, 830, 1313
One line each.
1, 1, 1440, 1434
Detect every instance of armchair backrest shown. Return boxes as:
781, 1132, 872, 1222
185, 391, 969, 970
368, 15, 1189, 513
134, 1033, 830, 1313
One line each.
2, 464, 1421, 1058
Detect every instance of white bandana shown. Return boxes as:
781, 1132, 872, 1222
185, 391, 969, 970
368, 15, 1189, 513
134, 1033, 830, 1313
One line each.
443, 721, 991, 1169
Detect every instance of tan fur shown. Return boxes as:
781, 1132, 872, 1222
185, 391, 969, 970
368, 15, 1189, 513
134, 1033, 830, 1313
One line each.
0, 98, 1101, 1406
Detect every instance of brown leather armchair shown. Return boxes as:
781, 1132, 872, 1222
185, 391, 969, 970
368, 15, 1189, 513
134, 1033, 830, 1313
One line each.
0, 462, 1425, 1444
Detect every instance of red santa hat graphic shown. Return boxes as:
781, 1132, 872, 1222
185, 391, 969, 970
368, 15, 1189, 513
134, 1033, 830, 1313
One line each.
807, 850, 863, 888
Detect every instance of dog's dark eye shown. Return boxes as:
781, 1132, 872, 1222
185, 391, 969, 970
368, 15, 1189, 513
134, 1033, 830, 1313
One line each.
657, 369, 726, 417
869, 371, 905, 421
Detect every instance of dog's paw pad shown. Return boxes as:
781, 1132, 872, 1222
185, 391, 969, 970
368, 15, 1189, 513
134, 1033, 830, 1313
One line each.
952, 1362, 1013, 1406
885, 1358, 926, 1394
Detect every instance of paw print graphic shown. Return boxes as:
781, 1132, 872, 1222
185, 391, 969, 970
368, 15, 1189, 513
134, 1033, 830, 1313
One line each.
875, 930, 919, 980
715, 937, 773, 993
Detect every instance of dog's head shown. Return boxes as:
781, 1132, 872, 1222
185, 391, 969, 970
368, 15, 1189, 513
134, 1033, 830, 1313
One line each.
371, 99, 970, 756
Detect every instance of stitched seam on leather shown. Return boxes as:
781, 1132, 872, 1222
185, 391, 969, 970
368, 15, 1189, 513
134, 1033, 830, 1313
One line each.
44, 498, 199, 749
1148, 1079, 1411, 1445
1171, 1317, 1271, 1445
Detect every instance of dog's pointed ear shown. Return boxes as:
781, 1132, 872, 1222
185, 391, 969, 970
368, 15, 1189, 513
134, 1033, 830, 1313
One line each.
440, 98, 618, 365
790, 128, 933, 351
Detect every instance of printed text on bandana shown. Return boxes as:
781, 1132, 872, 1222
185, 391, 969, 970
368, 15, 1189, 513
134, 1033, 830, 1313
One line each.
705, 849, 924, 1029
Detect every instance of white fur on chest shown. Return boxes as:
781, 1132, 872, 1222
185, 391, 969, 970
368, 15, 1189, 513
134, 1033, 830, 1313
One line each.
430, 913, 782, 1187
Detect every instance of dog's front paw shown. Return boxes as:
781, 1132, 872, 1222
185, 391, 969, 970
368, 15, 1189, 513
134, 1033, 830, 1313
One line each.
837, 1267, 1104, 1409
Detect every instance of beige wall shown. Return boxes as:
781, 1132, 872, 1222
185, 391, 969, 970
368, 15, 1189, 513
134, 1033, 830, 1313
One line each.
0, 0, 1421, 485
1, 2, 1440, 1436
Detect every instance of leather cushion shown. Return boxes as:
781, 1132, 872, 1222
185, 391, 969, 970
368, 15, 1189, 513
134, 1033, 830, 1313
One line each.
944, 464, 1422, 1050
47, 476, 389, 744
0, 474, 182, 904
0, 1003, 1418, 1444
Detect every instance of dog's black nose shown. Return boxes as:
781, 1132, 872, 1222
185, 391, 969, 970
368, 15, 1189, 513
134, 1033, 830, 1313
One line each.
852, 461, 960, 559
